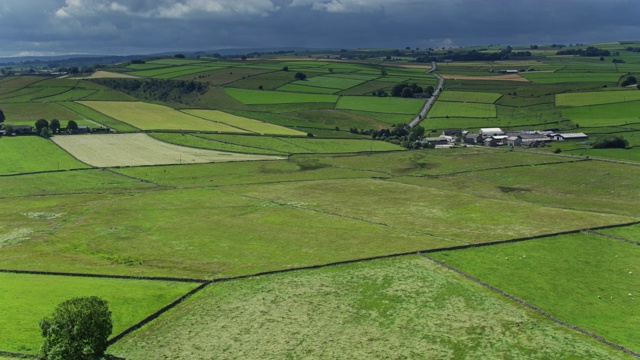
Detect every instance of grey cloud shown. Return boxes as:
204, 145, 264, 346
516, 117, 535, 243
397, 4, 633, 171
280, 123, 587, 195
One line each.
0, 0, 639, 56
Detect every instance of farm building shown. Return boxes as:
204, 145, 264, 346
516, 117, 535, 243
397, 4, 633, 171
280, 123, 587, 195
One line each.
550, 132, 588, 141
69, 126, 90, 134
479, 127, 504, 137
7, 125, 33, 135
423, 136, 451, 147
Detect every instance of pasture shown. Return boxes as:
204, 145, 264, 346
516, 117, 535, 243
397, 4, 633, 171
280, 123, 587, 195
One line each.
110, 256, 626, 359
183, 109, 306, 135
149, 133, 287, 155
336, 96, 424, 114
559, 101, 640, 127
224, 88, 338, 105
77, 101, 248, 132
431, 232, 640, 353
0, 137, 89, 175
519, 72, 622, 84
556, 90, 640, 107
52, 133, 283, 167
437, 90, 502, 103
0, 272, 197, 354
428, 101, 497, 118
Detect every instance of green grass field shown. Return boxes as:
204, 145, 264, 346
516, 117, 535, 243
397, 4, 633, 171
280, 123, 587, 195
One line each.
224, 88, 338, 105
336, 96, 424, 114
556, 90, 640, 107
520, 72, 622, 84
428, 101, 497, 118
0, 272, 198, 354
110, 256, 627, 359
149, 133, 287, 155
559, 101, 640, 126
431, 233, 640, 353
437, 90, 502, 103
0, 137, 90, 174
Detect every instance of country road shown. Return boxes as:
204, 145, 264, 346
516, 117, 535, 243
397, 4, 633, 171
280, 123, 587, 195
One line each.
409, 61, 444, 128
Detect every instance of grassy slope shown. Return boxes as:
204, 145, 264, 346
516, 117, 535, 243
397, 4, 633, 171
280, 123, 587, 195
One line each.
0, 272, 198, 354
431, 233, 640, 353
110, 256, 629, 359
0, 137, 90, 174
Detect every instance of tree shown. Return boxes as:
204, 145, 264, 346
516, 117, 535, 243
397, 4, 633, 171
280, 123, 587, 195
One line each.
282, 66, 289, 71
39, 296, 112, 360
294, 72, 307, 80
35, 119, 49, 134
0, 109, 4, 124
67, 120, 78, 132
174, 54, 185, 58
50, 119, 60, 134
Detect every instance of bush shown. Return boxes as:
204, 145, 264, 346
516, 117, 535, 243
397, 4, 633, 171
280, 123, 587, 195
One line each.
592, 136, 628, 149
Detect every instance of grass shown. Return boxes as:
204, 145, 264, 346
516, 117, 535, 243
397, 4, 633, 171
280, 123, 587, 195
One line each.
559, 101, 640, 127
110, 256, 628, 359
182, 109, 306, 135
277, 83, 340, 94
0, 187, 453, 278
0, 272, 198, 354
428, 101, 497, 118
228, 177, 634, 243
431, 233, 640, 353
598, 223, 640, 240
149, 133, 287, 155
290, 75, 366, 90
520, 72, 621, 84
59, 102, 139, 132
0, 169, 157, 199
52, 133, 283, 167
224, 88, 338, 105
437, 90, 502, 103
0, 136, 90, 175
279, 137, 405, 153
336, 96, 424, 114
556, 90, 640, 107
0, 102, 81, 121
77, 101, 244, 132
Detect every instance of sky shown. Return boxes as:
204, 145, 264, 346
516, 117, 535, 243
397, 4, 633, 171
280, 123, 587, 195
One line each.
1, 0, 640, 56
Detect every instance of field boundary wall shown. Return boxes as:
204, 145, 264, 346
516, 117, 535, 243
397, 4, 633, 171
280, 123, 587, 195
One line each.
417, 252, 640, 358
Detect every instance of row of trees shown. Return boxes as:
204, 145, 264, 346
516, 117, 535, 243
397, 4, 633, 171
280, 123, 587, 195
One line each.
94, 78, 207, 103
350, 123, 427, 149
34, 119, 78, 137
556, 46, 611, 57
390, 83, 434, 98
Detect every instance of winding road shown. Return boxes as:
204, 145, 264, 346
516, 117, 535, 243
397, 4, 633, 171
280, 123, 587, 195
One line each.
409, 61, 443, 128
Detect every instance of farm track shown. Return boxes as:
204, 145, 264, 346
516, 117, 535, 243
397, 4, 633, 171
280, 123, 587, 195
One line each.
409, 61, 443, 128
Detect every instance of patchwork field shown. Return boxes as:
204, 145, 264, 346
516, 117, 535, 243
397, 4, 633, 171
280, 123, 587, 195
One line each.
0, 137, 90, 175
556, 90, 640, 107
428, 101, 497, 118
437, 90, 502, 103
182, 109, 306, 135
225, 88, 338, 105
336, 96, 424, 114
51, 133, 283, 167
110, 256, 626, 359
77, 101, 250, 132
0, 273, 197, 354
431, 232, 640, 353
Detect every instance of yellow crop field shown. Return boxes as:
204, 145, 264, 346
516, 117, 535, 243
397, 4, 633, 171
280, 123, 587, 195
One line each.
183, 110, 305, 136
77, 101, 247, 132
52, 133, 284, 167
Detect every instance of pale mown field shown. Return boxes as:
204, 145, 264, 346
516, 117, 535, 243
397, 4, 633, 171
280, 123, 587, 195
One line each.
78, 101, 247, 132
52, 133, 284, 167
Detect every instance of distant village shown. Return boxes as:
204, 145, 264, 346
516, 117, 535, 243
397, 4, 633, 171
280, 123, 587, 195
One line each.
423, 127, 589, 148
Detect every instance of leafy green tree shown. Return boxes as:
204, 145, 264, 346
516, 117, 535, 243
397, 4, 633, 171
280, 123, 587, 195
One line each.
50, 119, 60, 134
35, 119, 49, 134
282, 66, 289, 71
67, 120, 78, 131
294, 72, 307, 80
39, 296, 112, 360
0, 109, 5, 124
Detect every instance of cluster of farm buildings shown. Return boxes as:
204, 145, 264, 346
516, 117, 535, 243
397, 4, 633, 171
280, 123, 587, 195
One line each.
424, 127, 589, 148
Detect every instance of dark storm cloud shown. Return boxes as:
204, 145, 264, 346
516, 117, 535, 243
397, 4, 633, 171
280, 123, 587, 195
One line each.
0, 0, 639, 56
